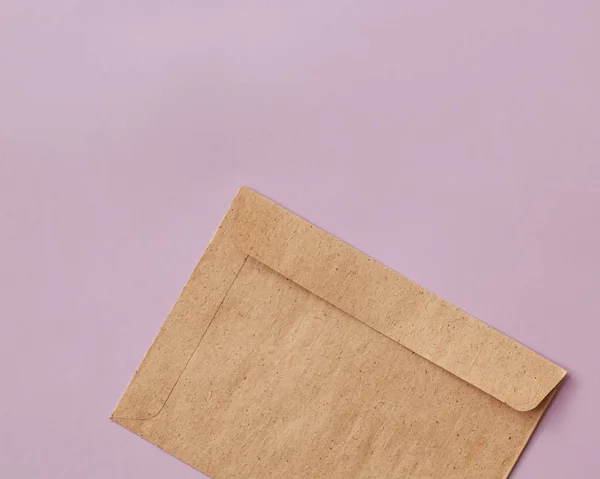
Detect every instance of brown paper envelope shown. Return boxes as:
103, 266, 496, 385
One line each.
111, 187, 566, 479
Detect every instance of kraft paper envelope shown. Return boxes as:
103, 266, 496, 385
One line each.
112, 187, 566, 478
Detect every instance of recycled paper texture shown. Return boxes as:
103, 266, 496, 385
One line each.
112, 187, 566, 478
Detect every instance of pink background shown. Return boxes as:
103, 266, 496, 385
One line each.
1, 1, 599, 477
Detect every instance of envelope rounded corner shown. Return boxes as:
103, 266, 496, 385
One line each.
506, 367, 567, 412
507, 396, 546, 412
111, 394, 167, 421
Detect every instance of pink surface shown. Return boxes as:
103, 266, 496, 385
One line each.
1, 1, 599, 477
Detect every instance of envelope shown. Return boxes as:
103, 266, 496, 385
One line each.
111, 187, 566, 478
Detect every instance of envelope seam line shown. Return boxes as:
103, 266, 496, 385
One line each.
113, 254, 250, 421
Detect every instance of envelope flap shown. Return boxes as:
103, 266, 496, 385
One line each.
227, 188, 566, 412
